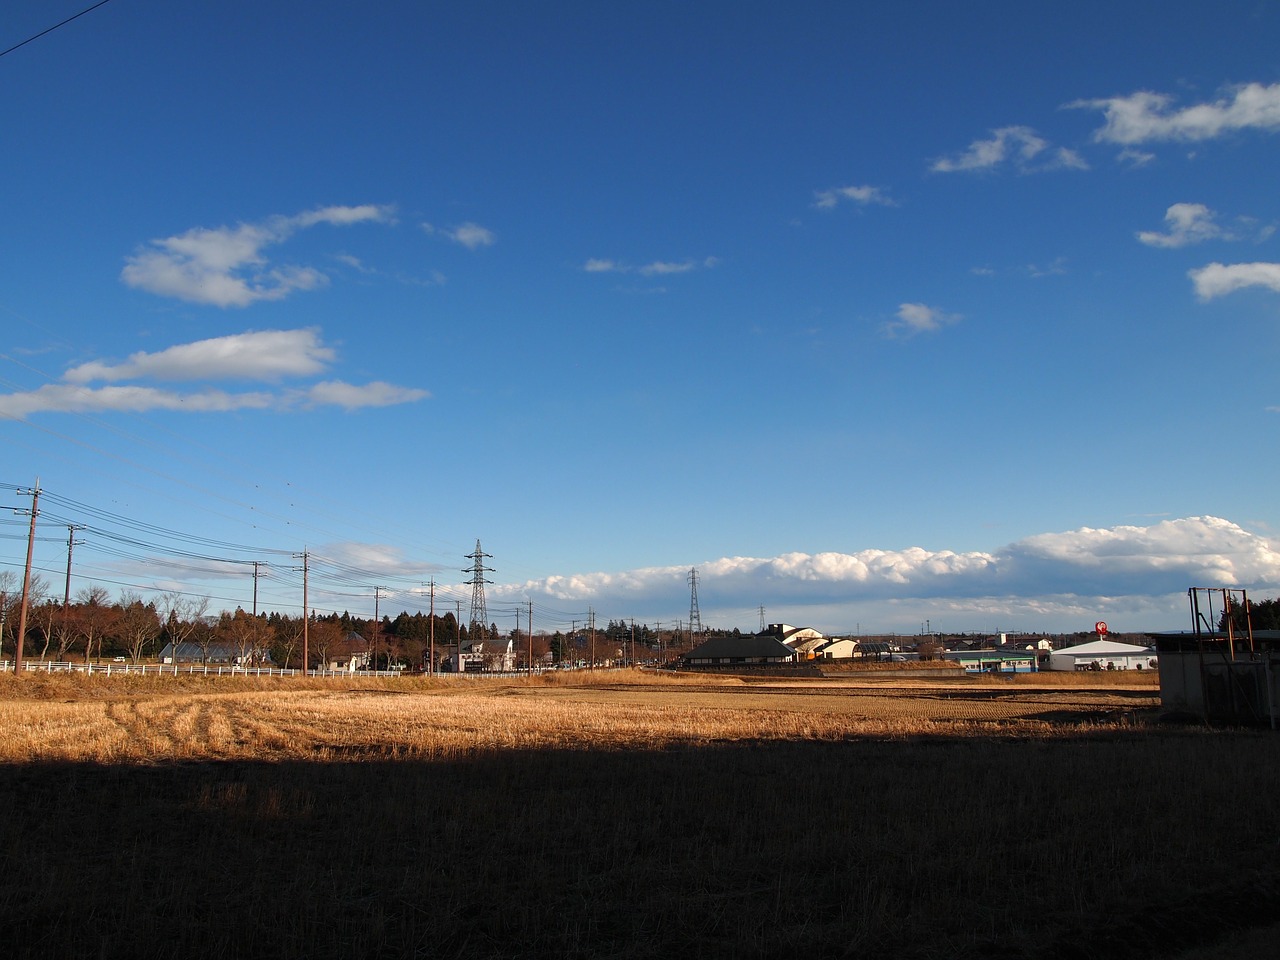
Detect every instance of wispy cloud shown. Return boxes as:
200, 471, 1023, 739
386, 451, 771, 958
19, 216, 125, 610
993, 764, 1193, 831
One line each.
121, 205, 396, 308
1026, 257, 1069, 278
1073, 82, 1280, 144
0, 328, 428, 418
63, 329, 335, 383
813, 184, 895, 209
883, 302, 960, 337
423, 221, 496, 250
299, 380, 428, 409
931, 126, 1087, 174
1189, 261, 1280, 300
582, 256, 719, 276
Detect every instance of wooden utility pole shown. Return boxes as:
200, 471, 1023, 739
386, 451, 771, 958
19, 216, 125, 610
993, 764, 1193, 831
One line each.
300, 550, 309, 675
427, 578, 435, 675
62, 524, 82, 613
455, 600, 463, 673
527, 599, 533, 675
14, 481, 40, 674
372, 586, 386, 672
251, 561, 266, 617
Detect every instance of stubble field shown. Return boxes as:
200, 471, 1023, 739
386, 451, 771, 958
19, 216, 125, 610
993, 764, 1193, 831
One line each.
1, 668, 1276, 959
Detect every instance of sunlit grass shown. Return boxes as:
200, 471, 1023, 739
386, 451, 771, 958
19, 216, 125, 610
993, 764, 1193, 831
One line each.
0, 669, 1160, 764
0, 668, 1267, 960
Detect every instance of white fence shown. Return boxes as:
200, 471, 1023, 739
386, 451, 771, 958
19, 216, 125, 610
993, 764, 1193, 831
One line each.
0, 660, 569, 679
0, 660, 412, 678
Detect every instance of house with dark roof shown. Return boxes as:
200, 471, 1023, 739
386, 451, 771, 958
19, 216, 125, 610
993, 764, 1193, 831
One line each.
682, 634, 797, 667
761, 623, 825, 646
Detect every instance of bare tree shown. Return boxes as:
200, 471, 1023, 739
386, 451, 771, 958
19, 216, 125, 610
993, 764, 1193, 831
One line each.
6, 575, 53, 659
274, 615, 304, 670
0, 571, 15, 659
217, 609, 271, 666
309, 618, 344, 670
75, 585, 118, 663
159, 593, 210, 662
117, 591, 161, 663
44, 599, 77, 660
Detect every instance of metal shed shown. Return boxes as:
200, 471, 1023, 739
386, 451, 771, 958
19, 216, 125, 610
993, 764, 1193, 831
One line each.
1156, 588, 1280, 727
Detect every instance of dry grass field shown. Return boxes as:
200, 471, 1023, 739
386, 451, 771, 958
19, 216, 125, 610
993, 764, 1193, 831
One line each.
1, 668, 1277, 960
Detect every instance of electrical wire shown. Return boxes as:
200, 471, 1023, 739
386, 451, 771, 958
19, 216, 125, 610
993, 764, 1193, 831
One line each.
0, 0, 115, 60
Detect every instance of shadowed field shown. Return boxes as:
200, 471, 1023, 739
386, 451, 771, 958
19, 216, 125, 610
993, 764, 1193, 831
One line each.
2, 670, 1274, 959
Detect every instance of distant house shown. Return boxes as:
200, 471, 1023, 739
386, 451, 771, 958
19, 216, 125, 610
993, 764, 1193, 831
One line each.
682, 634, 797, 667
457, 635, 516, 672
763, 623, 826, 647
943, 649, 1037, 674
328, 651, 371, 672
815, 638, 858, 659
326, 632, 372, 672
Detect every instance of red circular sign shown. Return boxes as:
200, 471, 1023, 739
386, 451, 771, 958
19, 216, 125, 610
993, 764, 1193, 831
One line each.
1095, 621, 1108, 635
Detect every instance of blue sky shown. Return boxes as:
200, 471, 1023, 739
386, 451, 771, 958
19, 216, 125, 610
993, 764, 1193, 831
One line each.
3, 0, 1280, 636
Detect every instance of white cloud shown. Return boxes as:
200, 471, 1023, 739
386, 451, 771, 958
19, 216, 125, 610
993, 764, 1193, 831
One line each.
0, 383, 277, 418
583, 256, 719, 277
63, 329, 336, 383
813, 184, 895, 209
299, 380, 430, 409
422, 221, 496, 249
1075, 82, 1280, 144
122, 204, 395, 308
931, 126, 1088, 174
639, 260, 695, 276
1119, 147, 1156, 168
0, 328, 427, 418
449, 222, 496, 249
495, 517, 1280, 633
292, 205, 396, 228
1188, 262, 1280, 300
884, 302, 960, 337
1138, 203, 1232, 248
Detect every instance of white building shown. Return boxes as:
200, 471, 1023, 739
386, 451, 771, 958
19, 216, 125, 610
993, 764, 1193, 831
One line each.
1047, 639, 1157, 672
815, 638, 858, 659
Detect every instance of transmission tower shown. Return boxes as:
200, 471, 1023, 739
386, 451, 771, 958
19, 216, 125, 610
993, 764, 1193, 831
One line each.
463, 540, 494, 640
688, 567, 703, 641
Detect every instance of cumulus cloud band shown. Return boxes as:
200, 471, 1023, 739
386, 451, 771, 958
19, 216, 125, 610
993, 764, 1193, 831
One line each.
494, 517, 1280, 631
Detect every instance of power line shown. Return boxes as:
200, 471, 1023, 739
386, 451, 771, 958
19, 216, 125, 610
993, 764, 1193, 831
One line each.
0, 0, 115, 60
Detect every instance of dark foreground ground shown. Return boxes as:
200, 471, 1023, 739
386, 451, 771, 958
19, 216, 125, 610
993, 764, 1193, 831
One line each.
2, 732, 1279, 960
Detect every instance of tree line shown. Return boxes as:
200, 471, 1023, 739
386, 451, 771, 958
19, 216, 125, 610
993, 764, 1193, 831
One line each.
0, 572, 714, 670
0, 572, 473, 669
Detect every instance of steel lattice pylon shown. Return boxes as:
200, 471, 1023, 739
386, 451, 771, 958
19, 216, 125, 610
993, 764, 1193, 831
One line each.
463, 540, 493, 640
688, 567, 703, 641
